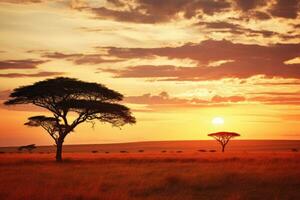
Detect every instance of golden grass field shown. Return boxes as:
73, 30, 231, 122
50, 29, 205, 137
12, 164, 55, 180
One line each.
1, 142, 300, 200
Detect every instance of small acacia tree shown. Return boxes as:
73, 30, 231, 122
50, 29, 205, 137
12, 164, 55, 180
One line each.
208, 132, 240, 152
5, 77, 136, 161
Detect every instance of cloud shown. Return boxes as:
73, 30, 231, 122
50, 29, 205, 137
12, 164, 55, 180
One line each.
0, 71, 65, 78
0, 59, 47, 70
211, 95, 246, 103
235, 0, 267, 11
73, 0, 300, 25
125, 91, 300, 110
249, 96, 300, 105
251, 11, 271, 20
42, 52, 124, 65
196, 21, 277, 37
0, 0, 43, 3
100, 39, 300, 81
270, 0, 300, 19
86, 0, 231, 23
124, 91, 247, 110
125, 91, 189, 105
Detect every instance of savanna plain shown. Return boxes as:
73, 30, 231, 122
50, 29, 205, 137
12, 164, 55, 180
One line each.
0, 140, 300, 200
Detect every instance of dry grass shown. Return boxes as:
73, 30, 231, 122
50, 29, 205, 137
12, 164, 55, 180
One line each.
0, 152, 300, 200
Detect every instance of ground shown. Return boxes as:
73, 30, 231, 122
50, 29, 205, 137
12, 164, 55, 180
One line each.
0, 151, 300, 200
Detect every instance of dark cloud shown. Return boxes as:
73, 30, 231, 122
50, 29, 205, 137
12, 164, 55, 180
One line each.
196, 21, 276, 37
88, 0, 230, 23
76, 0, 300, 23
42, 52, 124, 65
0, 59, 47, 70
42, 52, 82, 59
270, 0, 300, 19
100, 39, 300, 81
252, 11, 271, 20
197, 21, 241, 29
235, 0, 266, 11
0, 71, 64, 78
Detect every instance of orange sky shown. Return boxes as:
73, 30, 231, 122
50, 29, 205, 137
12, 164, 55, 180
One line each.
0, 0, 300, 146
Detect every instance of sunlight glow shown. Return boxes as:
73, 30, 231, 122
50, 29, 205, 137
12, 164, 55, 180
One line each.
212, 117, 224, 125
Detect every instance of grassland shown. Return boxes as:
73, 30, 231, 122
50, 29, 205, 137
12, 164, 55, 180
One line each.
0, 151, 300, 200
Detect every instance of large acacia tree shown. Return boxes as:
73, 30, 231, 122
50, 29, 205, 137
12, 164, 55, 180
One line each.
5, 77, 136, 161
208, 132, 240, 152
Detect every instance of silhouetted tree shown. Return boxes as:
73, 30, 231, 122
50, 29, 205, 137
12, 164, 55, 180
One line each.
18, 144, 36, 152
5, 77, 136, 161
208, 132, 240, 152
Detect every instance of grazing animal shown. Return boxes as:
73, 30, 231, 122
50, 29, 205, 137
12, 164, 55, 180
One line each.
18, 144, 36, 152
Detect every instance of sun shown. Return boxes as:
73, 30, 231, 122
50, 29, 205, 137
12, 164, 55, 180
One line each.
212, 117, 224, 125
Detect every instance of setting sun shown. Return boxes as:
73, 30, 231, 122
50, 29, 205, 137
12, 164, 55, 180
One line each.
212, 117, 224, 125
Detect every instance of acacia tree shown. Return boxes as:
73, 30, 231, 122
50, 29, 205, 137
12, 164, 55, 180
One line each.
5, 77, 136, 161
208, 132, 240, 152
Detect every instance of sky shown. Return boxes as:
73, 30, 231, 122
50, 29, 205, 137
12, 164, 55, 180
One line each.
0, 0, 300, 146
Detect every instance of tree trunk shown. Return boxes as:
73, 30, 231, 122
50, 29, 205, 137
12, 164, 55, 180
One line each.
56, 139, 63, 162
222, 144, 225, 152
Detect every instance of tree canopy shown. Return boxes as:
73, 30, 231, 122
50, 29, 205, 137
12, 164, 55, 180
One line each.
208, 132, 240, 138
